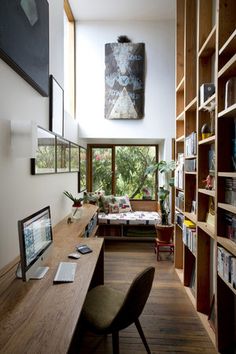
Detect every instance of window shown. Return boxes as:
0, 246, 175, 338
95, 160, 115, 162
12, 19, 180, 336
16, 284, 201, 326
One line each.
88, 145, 158, 199
64, 0, 75, 118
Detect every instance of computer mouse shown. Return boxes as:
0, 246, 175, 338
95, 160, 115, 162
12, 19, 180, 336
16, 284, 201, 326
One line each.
68, 253, 80, 259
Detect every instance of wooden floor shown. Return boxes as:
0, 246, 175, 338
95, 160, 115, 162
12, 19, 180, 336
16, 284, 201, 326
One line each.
77, 241, 218, 354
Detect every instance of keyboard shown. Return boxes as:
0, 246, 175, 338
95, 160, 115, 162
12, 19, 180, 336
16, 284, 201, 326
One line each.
53, 262, 77, 283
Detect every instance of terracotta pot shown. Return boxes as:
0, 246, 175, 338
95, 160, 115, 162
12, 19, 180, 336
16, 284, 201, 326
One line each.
155, 224, 174, 243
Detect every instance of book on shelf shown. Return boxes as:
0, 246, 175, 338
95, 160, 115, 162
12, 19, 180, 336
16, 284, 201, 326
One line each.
232, 117, 236, 171
175, 153, 184, 189
225, 212, 236, 244
185, 132, 197, 157
175, 211, 184, 229
208, 144, 215, 176
217, 246, 236, 288
225, 178, 236, 206
183, 220, 196, 255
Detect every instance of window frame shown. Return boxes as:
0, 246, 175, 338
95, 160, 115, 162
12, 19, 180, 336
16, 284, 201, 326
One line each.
64, 0, 75, 118
87, 144, 159, 200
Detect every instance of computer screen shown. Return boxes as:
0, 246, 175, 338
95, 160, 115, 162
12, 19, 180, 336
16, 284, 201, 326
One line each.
18, 206, 53, 281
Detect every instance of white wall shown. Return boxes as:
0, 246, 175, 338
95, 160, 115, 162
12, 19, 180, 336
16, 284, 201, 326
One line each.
0, 0, 80, 269
76, 20, 175, 159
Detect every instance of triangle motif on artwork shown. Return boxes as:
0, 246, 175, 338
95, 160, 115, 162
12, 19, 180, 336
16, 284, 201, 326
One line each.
109, 87, 137, 119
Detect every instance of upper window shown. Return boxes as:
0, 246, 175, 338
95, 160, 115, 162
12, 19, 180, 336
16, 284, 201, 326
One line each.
89, 145, 158, 199
64, 0, 75, 118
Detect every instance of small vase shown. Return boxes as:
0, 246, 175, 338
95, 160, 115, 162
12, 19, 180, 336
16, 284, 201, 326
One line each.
71, 205, 83, 220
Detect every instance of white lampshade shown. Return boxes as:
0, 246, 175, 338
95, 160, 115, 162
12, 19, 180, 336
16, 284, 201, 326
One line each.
11, 120, 37, 158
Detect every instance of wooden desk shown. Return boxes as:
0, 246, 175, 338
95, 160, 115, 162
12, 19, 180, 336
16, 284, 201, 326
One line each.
0, 204, 104, 354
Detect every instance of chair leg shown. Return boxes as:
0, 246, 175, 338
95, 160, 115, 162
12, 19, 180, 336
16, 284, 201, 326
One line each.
135, 319, 151, 354
112, 331, 119, 354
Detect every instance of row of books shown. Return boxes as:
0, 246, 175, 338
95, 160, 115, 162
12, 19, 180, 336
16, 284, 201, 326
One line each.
224, 178, 236, 207
185, 132, 197, 157
217, 246, 236, 289
225, 212, 236, 244
183, 220, 196, 255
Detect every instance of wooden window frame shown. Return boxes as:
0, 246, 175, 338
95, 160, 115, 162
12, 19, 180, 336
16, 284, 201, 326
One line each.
87, 144, 159, 199
64, 0, 75, 118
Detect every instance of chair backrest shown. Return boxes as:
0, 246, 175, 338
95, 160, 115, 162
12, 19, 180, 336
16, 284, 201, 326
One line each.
110, 266, 155, 332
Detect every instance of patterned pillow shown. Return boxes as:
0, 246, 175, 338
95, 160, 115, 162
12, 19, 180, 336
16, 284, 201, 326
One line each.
114, 195, 132, 212
84, 191, 104, 207
108, 203, 120, 214
100, 195, 115, 213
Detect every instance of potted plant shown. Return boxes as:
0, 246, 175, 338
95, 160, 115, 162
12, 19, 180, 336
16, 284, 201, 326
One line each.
146, 160, 176, 242
63, 191, 84, 219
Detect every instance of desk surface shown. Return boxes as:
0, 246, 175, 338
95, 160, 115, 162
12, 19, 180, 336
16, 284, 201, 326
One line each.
0, 205, 104, 354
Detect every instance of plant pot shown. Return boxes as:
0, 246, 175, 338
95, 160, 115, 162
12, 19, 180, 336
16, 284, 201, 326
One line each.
71, 204, 83, 220
155, 224, 174, 243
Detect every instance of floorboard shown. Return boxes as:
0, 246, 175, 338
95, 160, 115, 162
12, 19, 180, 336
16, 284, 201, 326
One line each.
77, 241, 217, 354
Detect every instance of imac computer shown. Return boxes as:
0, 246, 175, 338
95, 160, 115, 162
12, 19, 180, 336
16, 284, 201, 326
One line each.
17, 206, 53, 281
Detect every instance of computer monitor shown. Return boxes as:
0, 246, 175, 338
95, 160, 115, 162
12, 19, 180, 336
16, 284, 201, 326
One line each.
17, 206, 53, 281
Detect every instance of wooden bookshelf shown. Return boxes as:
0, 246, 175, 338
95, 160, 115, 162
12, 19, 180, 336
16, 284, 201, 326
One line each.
175, 1, 236, 352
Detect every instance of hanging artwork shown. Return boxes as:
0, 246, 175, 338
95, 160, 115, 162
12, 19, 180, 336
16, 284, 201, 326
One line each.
105, 42, 145, 119
0, 0, 49, 96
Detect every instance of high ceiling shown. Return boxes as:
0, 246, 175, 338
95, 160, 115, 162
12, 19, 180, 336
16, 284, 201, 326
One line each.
69, 0, 175, 21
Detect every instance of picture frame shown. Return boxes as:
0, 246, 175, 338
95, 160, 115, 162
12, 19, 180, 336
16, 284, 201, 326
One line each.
0, 0, 49, 96
70, 143, 80, 172
31, 127, 56, 175
49, 75, 64, 136
56, 137, 70, 173
79, 147, 87, 192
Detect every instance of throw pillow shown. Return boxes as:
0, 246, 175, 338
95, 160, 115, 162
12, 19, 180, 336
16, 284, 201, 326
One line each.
114, 195, 132, 212
100, 195, 115, 213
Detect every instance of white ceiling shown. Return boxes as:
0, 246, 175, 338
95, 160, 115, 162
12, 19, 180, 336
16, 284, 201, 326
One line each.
69, 0, 176, 21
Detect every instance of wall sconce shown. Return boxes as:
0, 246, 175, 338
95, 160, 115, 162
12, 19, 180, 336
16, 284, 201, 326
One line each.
11, 120, 37, 158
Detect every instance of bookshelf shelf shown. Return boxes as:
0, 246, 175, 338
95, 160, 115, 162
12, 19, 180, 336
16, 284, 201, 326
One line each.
198, 93, 216, 112
219, 28, 236, 56
218, 273, 236, 296
175, 2, 236, 351
176, 206, 183, 213
198, 188, 215, 197
176, 186, 184, 192
185, 155, 197, 160
185, 171, 197, 175
176, 76, 185, 92
218, 53, 236, 79
198, 25, 216, 58
218, 103, 236, 118
197, 222, 215, 239
184, 212, 197, 224
176, 111, 185, 121
185, 97, 197, 112
217, 236, 236, 257
218, 202, 236, 214
218, 172, 236, 178
176, 135, 184, 142
198, 135, 215, 145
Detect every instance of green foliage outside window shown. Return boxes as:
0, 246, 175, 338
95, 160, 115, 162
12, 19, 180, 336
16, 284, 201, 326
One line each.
92, 146, 157, 199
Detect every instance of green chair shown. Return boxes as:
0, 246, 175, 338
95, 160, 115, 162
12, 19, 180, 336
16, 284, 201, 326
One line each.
81, 266, 155, 354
